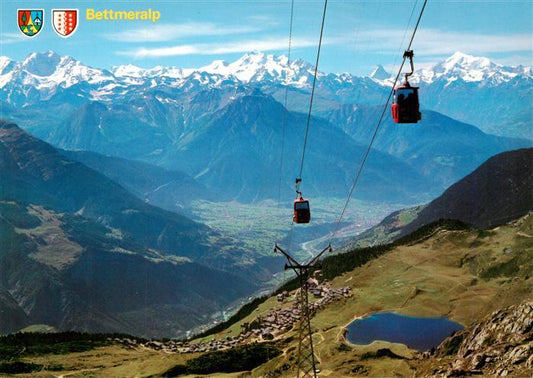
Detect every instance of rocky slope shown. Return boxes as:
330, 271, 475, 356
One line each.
422, 301, 532, 377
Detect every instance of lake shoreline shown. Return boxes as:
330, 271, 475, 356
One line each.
343, 312, 464, 351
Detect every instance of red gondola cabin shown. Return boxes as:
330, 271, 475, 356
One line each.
392, 83, 421, 124
293, 197, 310, 224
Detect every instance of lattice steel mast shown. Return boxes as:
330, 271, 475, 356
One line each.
274, 244, 331, 378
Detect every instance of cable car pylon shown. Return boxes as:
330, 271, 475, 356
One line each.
274, 243, 332, 378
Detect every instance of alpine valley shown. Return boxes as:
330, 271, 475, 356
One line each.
0, 49, 532, 376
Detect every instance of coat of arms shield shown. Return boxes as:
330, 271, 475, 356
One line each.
52, 10, 78, 37
18, 10, 44, 37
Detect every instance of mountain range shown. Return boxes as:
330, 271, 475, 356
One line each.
18, 87, 528, 204
0, 47, 531, 374
1, 51, 531, 204
1, 51, 530, 139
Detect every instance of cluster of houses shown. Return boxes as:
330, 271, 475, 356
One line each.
130, 279, 352, 354
253, 279, 352, 341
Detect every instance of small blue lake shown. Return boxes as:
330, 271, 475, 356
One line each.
346, 312, 464, 351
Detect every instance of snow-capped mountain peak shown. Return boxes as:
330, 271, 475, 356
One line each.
0, 50, 530, 106
0, 51, 114, 96
201, 59, 228, 71
198, 51, 316, 84
0, 56, 15, 75
112, 64, 145, 78
444, 52, 492, 69
412, 51, 530, 85
21, 51, 64, 76
205, 51, 284, 82
111, 64, 189, 82
370, 64, 391, 81
199, 59, 232, 76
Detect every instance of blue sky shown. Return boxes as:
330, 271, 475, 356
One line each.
1, 0, 531, 75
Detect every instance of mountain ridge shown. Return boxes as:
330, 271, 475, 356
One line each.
1, 50, 530, 141
0, 120, 265, 337
60, 149, 212, 212
322, 105, 532, 188
352, 148, 533, 247
1, 50, 529, 95
0, 119, 212, 259
400, 147, 533, 234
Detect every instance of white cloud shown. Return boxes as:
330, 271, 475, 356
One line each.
245, 15, 280, 27
119, 37, 319, 58
115, 26, 532, 69
349, 28, 532, 56
344, 28, 532, 70
0, 32, 27, 44
492, 54, 533, 67
413, 29, 532, 56
106, 22, 261, 43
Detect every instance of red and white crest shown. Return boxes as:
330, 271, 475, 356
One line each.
52, 10, 78, 37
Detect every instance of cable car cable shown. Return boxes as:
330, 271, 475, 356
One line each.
389, 0, 419, 96
401, 0, 419, 56
283, 0, 328, 250
277, 0, 296, 218
296, 0, 328, 191
405, 0, 427, 57
327, 0, 428, 247
331, 0, 420, 237
277, 0, 297, 250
